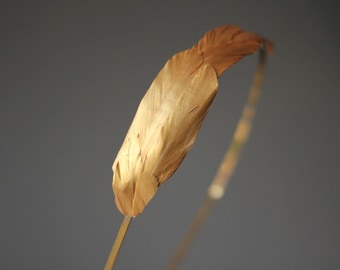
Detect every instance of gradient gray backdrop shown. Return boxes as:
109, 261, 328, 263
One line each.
1, 0, 339, 269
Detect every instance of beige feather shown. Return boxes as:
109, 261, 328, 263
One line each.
112, 25, 272, 217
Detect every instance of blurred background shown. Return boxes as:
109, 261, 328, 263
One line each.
1, 0, 339, 269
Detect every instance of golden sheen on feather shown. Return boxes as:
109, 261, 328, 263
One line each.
112, 25, 273, 217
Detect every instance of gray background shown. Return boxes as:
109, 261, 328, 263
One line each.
1, 0, 339, 269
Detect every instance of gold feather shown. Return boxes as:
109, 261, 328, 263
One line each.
112, 25, 272, 217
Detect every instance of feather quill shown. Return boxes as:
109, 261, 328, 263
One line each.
112, 25, 272, 217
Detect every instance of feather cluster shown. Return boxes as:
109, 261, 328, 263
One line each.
112, 25, 272, 217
